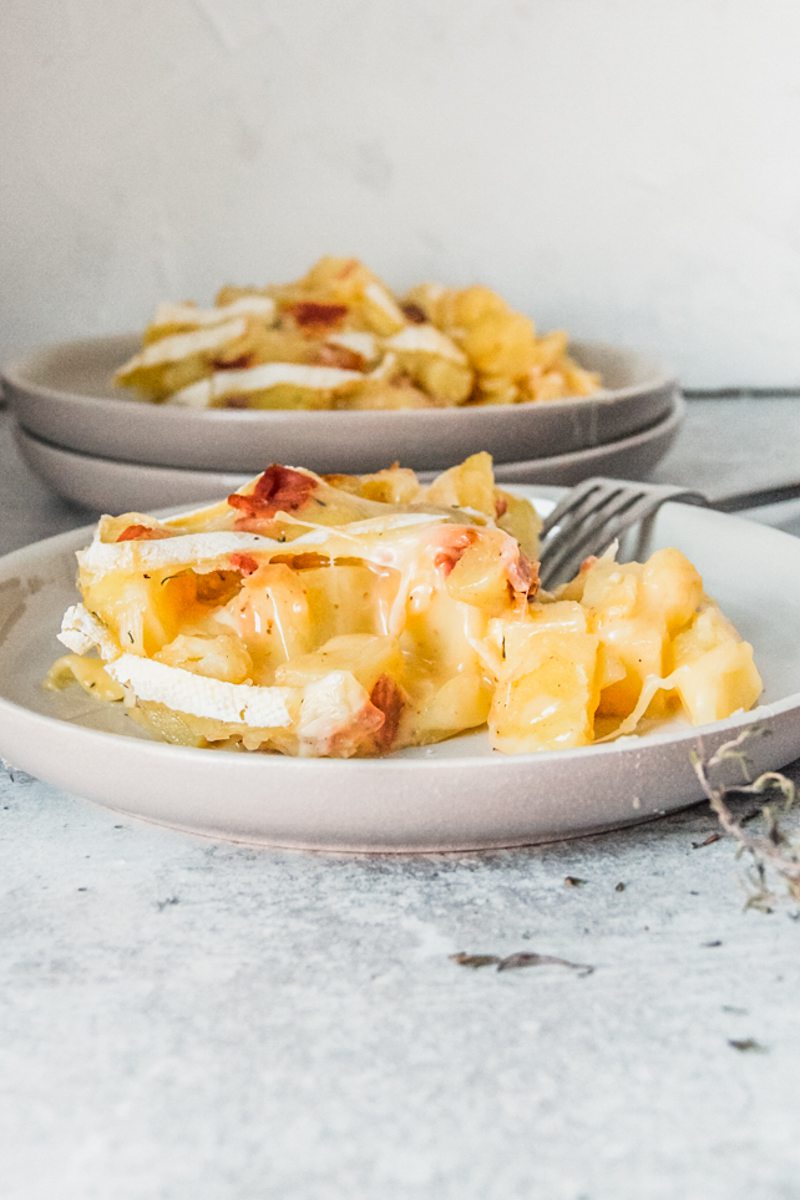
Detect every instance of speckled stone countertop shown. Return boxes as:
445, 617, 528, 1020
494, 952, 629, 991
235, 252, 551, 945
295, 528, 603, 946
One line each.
1, 402, 800, 1200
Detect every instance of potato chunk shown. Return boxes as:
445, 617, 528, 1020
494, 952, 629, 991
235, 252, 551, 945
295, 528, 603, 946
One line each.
274, 634, 403, 693
445, 530, 520, 615
155, 633, 253, 684
490, 629, 600, 754
641, 548, 703, 635
414, 672, 493, 741
578, 558, 672, 718
490, 604, 600, 753
669, 604, 762, 724
424, 451, 497, 516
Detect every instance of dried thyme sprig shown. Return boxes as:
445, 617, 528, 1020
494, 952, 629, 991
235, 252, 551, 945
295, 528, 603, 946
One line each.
692, 728, 800, 906
451, 950, 594, 976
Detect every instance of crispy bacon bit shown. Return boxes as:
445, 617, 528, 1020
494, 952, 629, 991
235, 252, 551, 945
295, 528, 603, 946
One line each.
289, 301, 348, 330
508, 551, 539, 598
401, 302, 427, 324
229, 553, 259, 576
227, 465, 317, 526
494, 494, 508, 519
316, 344, 364, 370
433, 528, 479, 575
214, 354, 254, 371
580, 555, 599, 574
116, 524, 169, 542
370, 675, 405, 750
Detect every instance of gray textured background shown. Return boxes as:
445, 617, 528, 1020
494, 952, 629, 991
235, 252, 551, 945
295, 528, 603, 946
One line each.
1, 0, 800, 386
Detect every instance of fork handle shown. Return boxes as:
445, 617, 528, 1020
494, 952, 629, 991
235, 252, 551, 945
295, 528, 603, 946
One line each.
711, 482, 800, 513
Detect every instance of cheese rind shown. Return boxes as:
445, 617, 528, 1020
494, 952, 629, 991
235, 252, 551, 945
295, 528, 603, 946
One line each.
152, 297, 276, 329
325, 331, 379, 361
58, 604, 119, 659
166, 362, 365, 407
78, 514, 451, 574
116, 319, 248, 372
106, 655, 293, 728
385, 325, 468, 364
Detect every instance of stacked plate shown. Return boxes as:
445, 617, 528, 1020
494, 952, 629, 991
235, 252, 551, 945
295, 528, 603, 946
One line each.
3, 334, 683, 511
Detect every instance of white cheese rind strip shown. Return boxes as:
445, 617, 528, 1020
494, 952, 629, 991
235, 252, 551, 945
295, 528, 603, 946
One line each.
364, 281, 406, 325
77, 514, 450, 575
325, 331, 379, 360
106, 655, 293, 728
152, 296, 276, 328
116, 319, 248, 373
57, 604, 119, 659
166, 361, 366, 407
385, 325, 467, 364
78, 531, 275, 574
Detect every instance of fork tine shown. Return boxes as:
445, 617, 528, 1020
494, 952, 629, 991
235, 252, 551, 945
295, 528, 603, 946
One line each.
537, 478, 707, 590
539, 479, 608, 537
539, 485, 648, 588
590, 488, 697, 559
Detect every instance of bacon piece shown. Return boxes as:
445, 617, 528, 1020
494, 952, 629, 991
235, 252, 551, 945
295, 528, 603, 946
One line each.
580, 555, 599, 574
433, 528, 478, 575
370, 675, 405, 750
316, 343, 364, 370
401, 302, 427, 324
320, 701, 386, 758
229, 553, 259, 576
508, 551, 539, 598
116, 524, 169, 542
289, 301, 348, 330
494, 494, 508, 519
213, 354, 254, 371
227, 465, 317, 527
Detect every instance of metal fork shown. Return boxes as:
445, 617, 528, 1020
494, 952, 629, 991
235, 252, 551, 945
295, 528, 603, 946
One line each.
538, 478, 706, 590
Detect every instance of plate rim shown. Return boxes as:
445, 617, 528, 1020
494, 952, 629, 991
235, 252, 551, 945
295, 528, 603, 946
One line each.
3, 332, 677, 423
12, 391, 683, 479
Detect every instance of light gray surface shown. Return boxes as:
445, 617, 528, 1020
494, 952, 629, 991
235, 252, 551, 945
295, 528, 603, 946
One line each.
2, 401, 800, 1200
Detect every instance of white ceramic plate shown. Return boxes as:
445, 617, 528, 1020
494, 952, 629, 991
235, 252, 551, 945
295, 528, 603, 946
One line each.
4, 334, 677, 473
1, 489, 799, 851
12, 395, 683, 513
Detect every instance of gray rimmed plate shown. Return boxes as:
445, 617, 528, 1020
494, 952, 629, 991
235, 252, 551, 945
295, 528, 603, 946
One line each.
4, 334, 677, 474
0, 489, 797, 850
12, 395, 683, 512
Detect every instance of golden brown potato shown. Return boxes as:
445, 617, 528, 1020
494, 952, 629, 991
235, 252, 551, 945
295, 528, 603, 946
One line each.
116, 259, 603, 409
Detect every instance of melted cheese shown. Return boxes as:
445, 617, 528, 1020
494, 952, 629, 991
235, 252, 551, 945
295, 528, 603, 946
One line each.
45, 654, 125, 702
49, 457, 761, 757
